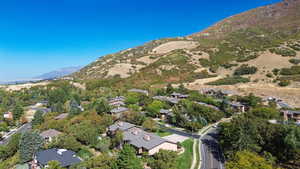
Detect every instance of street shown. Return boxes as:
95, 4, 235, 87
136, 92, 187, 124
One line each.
0, 123, 32, 145
200, 127, 225, 169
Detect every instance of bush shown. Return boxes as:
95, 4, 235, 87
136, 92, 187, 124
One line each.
272, 68, 280, 76
221, 63, 238, 69
289, 59, 300, 65
234, 64, 258, 75
206, 76, 250, 85
278, 80, 290, 87
280, 66, 300, 75
269, 47, 296, 57
236, 53, 258, 62
266, 73, 273, 78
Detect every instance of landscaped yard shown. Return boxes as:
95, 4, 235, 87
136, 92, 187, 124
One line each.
156, 130, 172, 137
176, 139, 194, 169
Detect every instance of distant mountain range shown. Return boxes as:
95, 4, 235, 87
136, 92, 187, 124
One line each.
0, 66, 82, 85
35, 66, 82, 80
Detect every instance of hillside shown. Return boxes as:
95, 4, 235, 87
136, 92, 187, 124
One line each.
72, 0, 300, 98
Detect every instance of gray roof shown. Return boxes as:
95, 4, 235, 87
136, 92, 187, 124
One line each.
110, 107, 129, 114
128, 89, 149, 95
171, 92, 189, 98
40, 129, 62, 138
36, 148, 81, 167
229, 102, 244, 107
196, 102, 220, 111
284, 110, 300, 115
109, 96, 126, 103
123, 127, 173, 150
54, 113, 68, 120
159, 109, 173, 115
153, 96, 179, 104
108, 121, 136, 132
109, 101, 125, 107
278, 102, 293, 109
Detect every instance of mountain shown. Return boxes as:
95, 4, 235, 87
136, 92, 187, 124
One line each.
72, 0, 300, 89
36, 66, 82, 80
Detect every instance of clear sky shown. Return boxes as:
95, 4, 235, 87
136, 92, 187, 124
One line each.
0, 0, 281, 82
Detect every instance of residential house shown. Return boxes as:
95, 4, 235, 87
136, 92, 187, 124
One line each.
34, 148, 81, 168
282, 110, 300, 123
171, 92, 189, 99
54, 113, 68, 120
40, 129, 62, 142
153, 96, 179, 104
159, 109, 173, 120
195, 102, 220, 111
128, 89, 149, 96
110, 107, 129, 118
277, 101, 293, 109
228, 102, 245, 113
108, 122, 178, 155
109, 96, 126, 107
3, 112, 13, 120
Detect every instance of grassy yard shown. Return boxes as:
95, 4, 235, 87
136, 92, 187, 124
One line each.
156, 130, 172, 137
176, 139, 194, 169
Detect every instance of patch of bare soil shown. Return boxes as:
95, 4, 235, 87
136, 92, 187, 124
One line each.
106, 63, 145, 78
152, 41, 199, 54
2, 82, 49, 91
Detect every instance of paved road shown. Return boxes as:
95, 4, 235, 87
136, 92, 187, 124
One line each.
0, 123, 32, 145
200, 127, 225, 169
159, 124, 201, 139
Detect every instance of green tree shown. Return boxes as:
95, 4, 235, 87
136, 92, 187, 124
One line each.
226, 151, 275, 169
69, 121, 98, 145
111, 130, 123, 148
146, 100, 165, 117
149, 150, 178, 169
94, 98, 111, 115
32, 110, 44, 127
116, 144, 143, 169
13, 104, 24, 121
166, 83, 174, 94
77, 153, 116, 169
69, 99, 81, 116
142, 118, 158, 132
19, 131, 44, 163
47, 160, 65, 169
48, 134, 81, 152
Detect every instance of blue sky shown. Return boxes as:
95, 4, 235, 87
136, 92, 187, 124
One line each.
0, 0, 281, 81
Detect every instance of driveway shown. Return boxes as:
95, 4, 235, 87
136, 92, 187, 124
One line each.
163, 134, 189, 143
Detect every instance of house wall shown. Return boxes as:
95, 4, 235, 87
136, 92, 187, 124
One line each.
148, 142, 177, 155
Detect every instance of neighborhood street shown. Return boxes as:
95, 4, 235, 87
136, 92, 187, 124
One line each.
0, 123, 32, 145
200, 127, 225, 169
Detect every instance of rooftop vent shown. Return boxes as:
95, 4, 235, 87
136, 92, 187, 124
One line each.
143, 135, 151, 141
57, 149, 67, 155
132, 129, 140, 135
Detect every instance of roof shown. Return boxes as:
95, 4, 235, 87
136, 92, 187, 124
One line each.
54, 113, 68, 120
40, 129, 62, 138
110, 107, 129, 114
153, 96, 179, 104
123, 127, 174, 150
277, 102, 293, 109
196, 102, 220, 111
36, 148, 81, 167
128, 89, 149, 95
171, 92, 189, 98
108, 121, 136, 132
284, 110, 300, 115
109, 96, 126, 103
109, 101, 125, 107
159, 109, 173, 115
229, 102, 244, 107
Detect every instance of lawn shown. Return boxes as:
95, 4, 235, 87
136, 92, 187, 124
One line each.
156, 130, 172, 137
176, 139, 194, 169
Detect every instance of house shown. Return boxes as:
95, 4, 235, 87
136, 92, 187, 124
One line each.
282, 110, 300, 123
3, 112, 13, 120
108, 122, 178, 155
159, 109, 173, 119
54, 113, 68, 120
40, 129, 62, 142
34, 148, 81, 168
110, 107, 129, 118
277, 101, 293, 109
228, 102, 245, 113
128, 89, 149, 96
195, 102, 220, 111
171, 92, 189, 99
153, 96, 179, 104
200, 88, 236, 97
109, 96, 126, 107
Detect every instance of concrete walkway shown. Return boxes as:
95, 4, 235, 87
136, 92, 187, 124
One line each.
190, 139, 197, 169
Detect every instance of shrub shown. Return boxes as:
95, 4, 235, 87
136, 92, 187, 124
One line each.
289, 59, 300, 65
280, 66, 300, 75
269, 47, 296, 57
272, 68, 280, 76
221, 63, 238, 69
234, 64, 258, 75
266, 73, 273, 78
236, 53, 258, 62
206, 76, 250, 85
278, 80, 290, 87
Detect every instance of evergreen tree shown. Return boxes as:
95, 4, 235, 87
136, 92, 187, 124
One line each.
19, 131, 44, 163
116, 144, 143, 169
13, 104, 24, 121
31, 110, 44, 127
